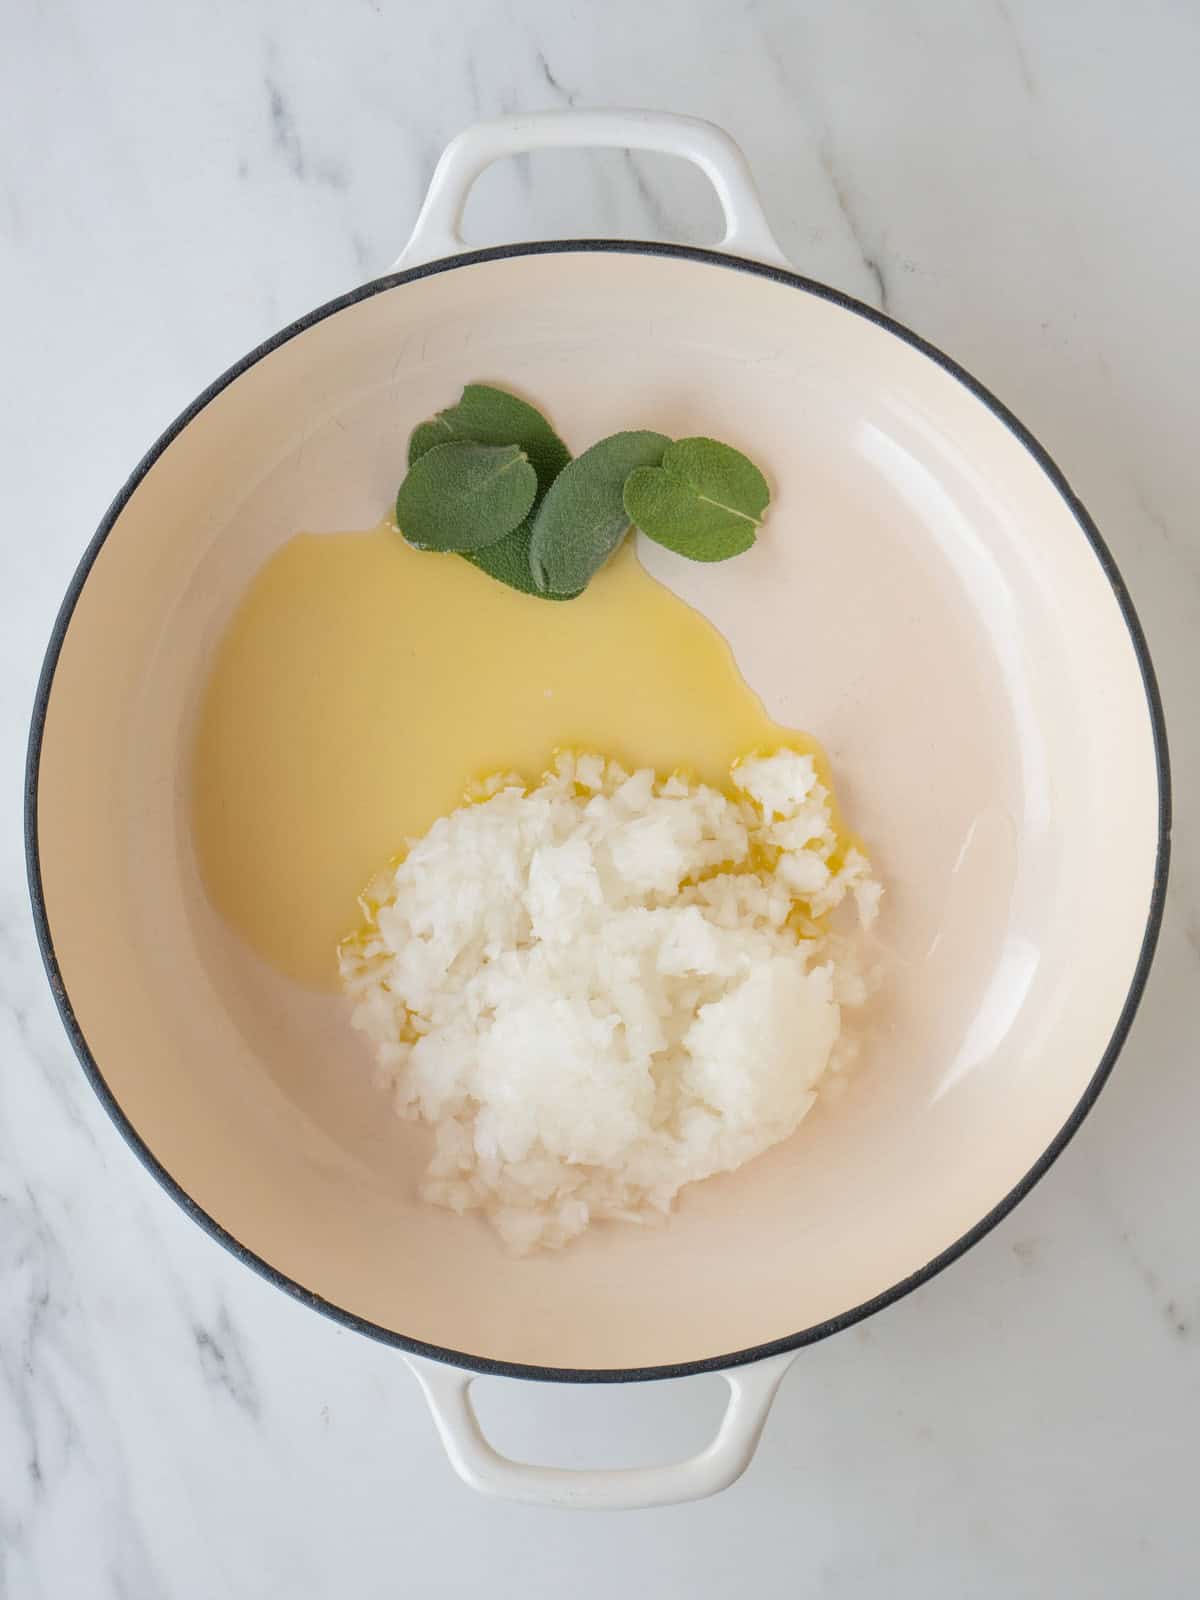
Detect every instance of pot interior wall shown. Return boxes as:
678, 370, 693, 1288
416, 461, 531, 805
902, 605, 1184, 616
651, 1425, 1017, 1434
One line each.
35, 251, 1160, 1371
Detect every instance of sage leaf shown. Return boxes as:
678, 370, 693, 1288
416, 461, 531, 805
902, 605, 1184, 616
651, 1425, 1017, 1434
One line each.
395, 441, 537, 553
529, 430, 670, 595
464, 514, 582, 601
623, 437, 769, 561
408, 420, 454, 464
407, 384, 570, 493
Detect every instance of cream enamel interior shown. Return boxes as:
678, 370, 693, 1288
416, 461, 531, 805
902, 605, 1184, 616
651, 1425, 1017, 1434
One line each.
34, 251, 1161, 1372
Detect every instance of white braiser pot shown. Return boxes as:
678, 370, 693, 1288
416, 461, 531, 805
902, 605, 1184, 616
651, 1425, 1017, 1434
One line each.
27, 111, 1169, 1509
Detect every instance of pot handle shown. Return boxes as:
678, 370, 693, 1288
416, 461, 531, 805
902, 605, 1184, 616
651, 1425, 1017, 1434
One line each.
393, 109, 789, 271
405, 1350, 796, 1510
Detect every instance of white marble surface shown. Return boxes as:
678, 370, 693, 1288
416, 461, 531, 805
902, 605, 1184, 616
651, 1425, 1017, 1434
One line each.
2, 0, 1197, 1592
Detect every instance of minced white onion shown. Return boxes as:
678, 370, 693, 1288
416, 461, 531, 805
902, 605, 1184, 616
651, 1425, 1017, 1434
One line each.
340, 749, 879, 1252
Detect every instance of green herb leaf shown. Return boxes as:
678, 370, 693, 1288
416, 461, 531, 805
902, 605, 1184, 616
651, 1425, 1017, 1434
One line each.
395, 441, 537, 553
407, 384, 570, 493
404, 384, 574, 595
528, 430, 670, 595
407, 420, 454, 464
623, 437, 769, 561
463, 514, 582, 601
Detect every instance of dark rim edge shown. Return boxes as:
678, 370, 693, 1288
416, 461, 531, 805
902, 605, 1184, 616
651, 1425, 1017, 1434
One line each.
25, 239, 1172, 1385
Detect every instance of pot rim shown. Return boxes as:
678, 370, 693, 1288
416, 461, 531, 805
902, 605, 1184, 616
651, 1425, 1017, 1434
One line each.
25, 239, 1172, 1384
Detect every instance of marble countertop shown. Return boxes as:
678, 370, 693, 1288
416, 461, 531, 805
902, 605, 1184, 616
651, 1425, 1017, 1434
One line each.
3, 1, 1197, 1593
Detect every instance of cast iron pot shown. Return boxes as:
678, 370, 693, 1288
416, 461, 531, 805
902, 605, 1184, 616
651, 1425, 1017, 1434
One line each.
27, 111, 1169, 1508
